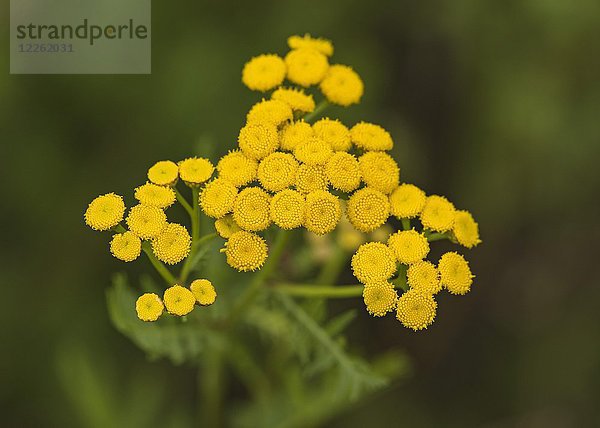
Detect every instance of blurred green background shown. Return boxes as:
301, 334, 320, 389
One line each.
2, 0, 600, 426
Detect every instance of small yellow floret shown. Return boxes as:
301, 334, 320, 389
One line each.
200, 178, 238, 219
288, 34, 334, 56
270, 189, 305, 230
148, 160, 179, 186
420, 195, 456, 233
110, 231, 141, 262
190, 279, 217, 306
346, 187, 390, 233
396, 290, 437, 331
453, 210, 481, 248
217, 150, 258, 187
407, 260, 441, 294
351, 242, 397, 284
304, 190, 341, 235
295, 163, 328, 194
242, 54, 286, 91
163, 285, 196, 316
151, 223, 191, 265
134, 183, 176, 209
247, 99, 293, 126
84, 193, 125, 231
178, 157, 214, 186
225, 230, 268, 272
350, 122, 393, 151
272, 87, 315, 113
294, 138, 334, 165
136, 293, 164, 322
214, 214, 241, 239
285, 48, 329, 87
438, 252, 474, 295
389, 184, 426, 219
320, 64, 364, 106
359, 152, 400, 194
325, 152, 361, 193
238, 123, 280, 161
363, 282, 398, 317
258, 152, 299, 192
387, 230, 430, 265
233, 187, 272, 232
280, 121, 314, 152
126, 204, 167, 239
312, 118, 351, 151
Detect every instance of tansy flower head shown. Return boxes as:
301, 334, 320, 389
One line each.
407, 260, 441, 294
136, 293, 164, 322
320, 64, 364, 106
279, 121, 314, 152
84, 193, 125, 231
312, 118, 351, 152
242, 54, 286, 92
359, 152, 400, 194
134, 183, 176, 209
178, 157, 214, 186
363, 282, 398, 317
304, 190, 341, 235
325, 152, 361, 193
351, 242, 397, 284
151, 223, 191, 265
295, 163, 328, 194
110, 231, 141, 262
271, 87, 315, 113
387, 229, 430, 265
288, 34, 334, 56
350, 122, 393, 151
270, 189, 305, 230
293, 138, 334, 165
346, 187, 390, 233
420, 195, 456, 233
190, 279, 217, 306
390, 184, 426, 219
238, 123, 280, 161
247, 99, 293, 126
257, 152, 299, 192
217, 150, 258, 187
233, 187, 272, 232
200, 178, 238, 218
147, 160, 179, 186
396, 289, 437, 331
285, 48, 329, 87
438, 252, 474, 295
163, 285, 196, 316
126, 204, 167, 240
214, 214, 241, 239
452, 210, 481, 248
224, 230, 268, 272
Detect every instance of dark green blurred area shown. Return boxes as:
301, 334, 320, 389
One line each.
2, 0, 600, 426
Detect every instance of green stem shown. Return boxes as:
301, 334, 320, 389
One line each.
276, 283, 364, 298
394, 264, 409, 292
426, 232, 449, 242
141, 242, 177, 285
303, 100, 330, 123
315, 246, 348, 285
179, 188, 201, 283
198, 347, 224, 428
175, 187, 193, 217
401, 218, 411, 231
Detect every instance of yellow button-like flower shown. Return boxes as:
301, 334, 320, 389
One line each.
217, 150, 258, 187
242, 54, 286, 92
280, 121, 314, 152
350, 122, 393, 151
247, 99, 293, 126
271, 87, 315, 113
136, 293, 164, 322
295, 163, 328, 194
312, 118, 351, 152
438, 252, 474, 295
304, 190, 341, 235
214, 214, 241, 239
396, 289, 437, 331
363, 282, 398, 317
270, 189, 305, 230
110, 231, 142, 262
238, 123, 280, 161
294, 138, 334, 165
224, 230, 268, 272
258, 152, 299, 192
151, 223, 191, 265
288, 34, 334, 56
126, 204, 167, 239
325, 152, 361, 193
389, 184, 426, 219
387, 229, 429, 265
190, 279, 217, 306
285, 48, 329, 87
147, 160, 179, 186
452, 210, 481, 248
351, 242, 397, 284
134, 183, 176, 209
200, 178, 238, 219
420, 195, 456, 233
346, 187, 390, 233
163, 285, 196, 316
320, 64, 364, 106
84, 193, 125, 231
359, 152, 400, 194
233, 187, 272, 232
406, 260, 441, 294
178, 157, 214, 186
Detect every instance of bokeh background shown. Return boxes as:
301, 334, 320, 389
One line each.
2, 0, 600, 426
